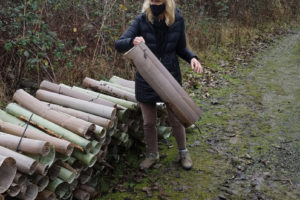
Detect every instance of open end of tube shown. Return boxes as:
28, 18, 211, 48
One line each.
55, 182, 69, 198
48, 192, 56, 200
91, 143, 101, 155
41, 142, 51, 156
37, 163, 49, 176
72, 160, 84, 171
37, 190, 56, 200
48, 165, 61, 180
85, 142, 93, 153
62, 189, 73, 199
0, 157, 16, 193
84, 124, 95, 139
100, 129, 107, 139
88, 155, 97, 168
36, 176, 49, 192
111, 108, 117, 119
7, 184, 21, 197
65, 143, 74, 156
124, 44, 138, 58
22, 183, 38, 200
27, 160, 37, 175
40, 147, 56, 167
108, 120, 114, 129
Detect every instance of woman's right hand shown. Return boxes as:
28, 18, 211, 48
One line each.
133, 37, 145, 46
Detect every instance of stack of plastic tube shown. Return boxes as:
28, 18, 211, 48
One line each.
0, 76, 173, 200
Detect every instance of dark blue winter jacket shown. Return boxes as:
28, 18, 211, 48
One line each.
115, 10, 196, 103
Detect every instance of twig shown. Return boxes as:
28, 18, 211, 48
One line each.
90, 0, 117, 67
273, 178, 294, 186
194, 124, 202, 134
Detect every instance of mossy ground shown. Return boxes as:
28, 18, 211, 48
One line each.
98, 31, 300, 200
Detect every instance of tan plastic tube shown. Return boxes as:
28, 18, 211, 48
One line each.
35, 163, 49, 176
0, 155, 17, 194
13, 89, 95, 139
83, 77, 137, 102
6, 103, 92, 152
13, 172, 27, 185
0, 119, 73, 156
109, 75, 135, 89
0, 132, 50, 156
125, 43, 202, 127
6, 183, 20, 197
40, 80, 116, 108
17, 182, 38, 200
40, 101, 112, 129
0, 146, 37, 175
36, 89, 117, 119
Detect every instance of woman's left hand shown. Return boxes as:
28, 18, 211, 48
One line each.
190, 58, 203, 74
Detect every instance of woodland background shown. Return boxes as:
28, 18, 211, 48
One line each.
0, 0, 299, 105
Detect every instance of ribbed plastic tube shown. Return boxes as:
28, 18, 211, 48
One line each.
0, 132, 50, 156
13, 89, 95, 139
109, 75, 135, 89
0, 146, 37, 175
125, 43, 202, 127
0, 154, 17, 194
5, 103, 92, 152
0, 115, 73, 156
36, 89, 116, 119
72, 86, 138, 110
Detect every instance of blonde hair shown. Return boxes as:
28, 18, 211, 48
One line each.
142, 0, 176, 26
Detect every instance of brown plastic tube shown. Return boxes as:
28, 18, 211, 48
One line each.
48, 164, 61, 181
13, 89, 95, 139
79, 184, 99, 199
0, 146, 37, 175
0, 119, 73, 156
0, 132, 50, 156
83, 77, 137, 102
36, 89, 117, 119
79, 167, 93, 184
0, 155, 17, 194
74, 189, 90, 200
36, 190, 56, 200
125, 43, 202, 127
40, 80, 116, 108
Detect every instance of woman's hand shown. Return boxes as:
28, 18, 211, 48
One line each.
133, 37, 145, 46
190, 58, 203, 74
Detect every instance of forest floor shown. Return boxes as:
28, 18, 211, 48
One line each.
99, 30, 300, 200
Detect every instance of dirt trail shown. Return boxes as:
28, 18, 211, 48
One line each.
100, 31, 300, 200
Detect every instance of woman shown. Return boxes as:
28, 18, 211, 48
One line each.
115, 0, 203, 170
